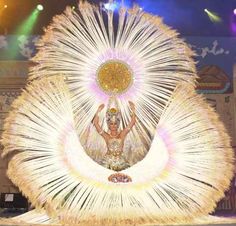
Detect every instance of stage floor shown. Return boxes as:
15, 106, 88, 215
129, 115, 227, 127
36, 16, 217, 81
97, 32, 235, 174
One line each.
0, 210, 236, 226
1, 222, 236, 226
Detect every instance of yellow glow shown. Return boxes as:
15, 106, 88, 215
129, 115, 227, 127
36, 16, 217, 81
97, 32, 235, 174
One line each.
0, 2, 7, 15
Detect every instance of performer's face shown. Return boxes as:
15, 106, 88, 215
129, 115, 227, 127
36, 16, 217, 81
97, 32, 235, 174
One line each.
109, 122, 118, 131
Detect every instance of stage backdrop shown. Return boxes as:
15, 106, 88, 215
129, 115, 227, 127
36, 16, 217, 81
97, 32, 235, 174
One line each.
0, 35, 235, 198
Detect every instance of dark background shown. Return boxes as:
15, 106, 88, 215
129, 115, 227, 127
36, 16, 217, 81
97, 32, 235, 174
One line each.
0, 0, 236, 36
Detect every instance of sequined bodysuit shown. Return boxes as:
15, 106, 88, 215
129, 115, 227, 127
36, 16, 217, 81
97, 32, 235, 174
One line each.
101, 138, 129, 171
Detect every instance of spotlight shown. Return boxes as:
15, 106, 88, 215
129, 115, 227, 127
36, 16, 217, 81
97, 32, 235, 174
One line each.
37, 4, 44, 11
104, 2, 117, 11
204, 9, 222, 23
234, 9, 236, 15
4, 5, 7, 8
72, 6, 76, 10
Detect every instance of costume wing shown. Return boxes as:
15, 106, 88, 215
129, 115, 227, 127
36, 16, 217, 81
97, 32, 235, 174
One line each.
1, 1, 234, 225
29, 2, 197, 164
2, 77, 234, 225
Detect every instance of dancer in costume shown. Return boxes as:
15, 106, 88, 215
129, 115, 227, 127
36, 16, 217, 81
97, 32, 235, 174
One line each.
1, 1, 235, 225
93, 101, 136, 171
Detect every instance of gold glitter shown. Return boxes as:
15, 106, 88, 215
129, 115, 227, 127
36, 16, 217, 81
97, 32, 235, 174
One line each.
97, 60, 133, 95
110, 108, 117, 113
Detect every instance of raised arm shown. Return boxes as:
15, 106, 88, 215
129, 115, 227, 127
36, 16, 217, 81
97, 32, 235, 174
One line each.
93, 104, 109, 140
121, 101, 136, 138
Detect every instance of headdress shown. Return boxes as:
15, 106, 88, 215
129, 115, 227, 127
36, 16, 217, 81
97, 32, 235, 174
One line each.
106, 97, 121, 127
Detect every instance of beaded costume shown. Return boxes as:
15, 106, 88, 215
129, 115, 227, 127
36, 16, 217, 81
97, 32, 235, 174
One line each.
101, 138, 130, 171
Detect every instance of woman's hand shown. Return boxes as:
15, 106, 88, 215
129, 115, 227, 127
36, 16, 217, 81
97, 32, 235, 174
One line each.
97, 104, 105, 113
94, 104, 104, 124
128, 101, 135, 112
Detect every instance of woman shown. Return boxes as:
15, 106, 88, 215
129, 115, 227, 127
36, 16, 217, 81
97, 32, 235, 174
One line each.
93, 101, 136, 171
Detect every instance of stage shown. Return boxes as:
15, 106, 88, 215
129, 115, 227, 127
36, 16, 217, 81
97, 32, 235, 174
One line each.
0, 211, 236, 226
0, 221, 235, 226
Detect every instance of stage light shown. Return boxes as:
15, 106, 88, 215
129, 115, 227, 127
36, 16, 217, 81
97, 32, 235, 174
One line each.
9, 5, 42, 58
204, 9, 222, 23
4, 5, 7, 8
37, 4, 43, 11
234, 9, 236, 15
104, 2, 117, 11
72, 6, 76, 10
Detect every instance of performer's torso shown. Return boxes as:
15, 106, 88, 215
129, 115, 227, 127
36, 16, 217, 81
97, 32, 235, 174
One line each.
106, 138, 124, 157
